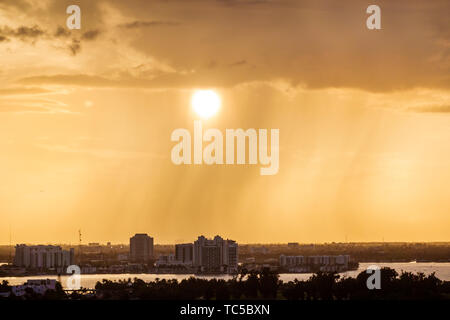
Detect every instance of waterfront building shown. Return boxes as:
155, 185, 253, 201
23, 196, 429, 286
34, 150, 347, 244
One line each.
175, 243, 194, 265
13, 245, 74, 269
279, 254, 350, 272
193, 235, 238, 273
11, 279, 57, 296
129, 233, 154, 263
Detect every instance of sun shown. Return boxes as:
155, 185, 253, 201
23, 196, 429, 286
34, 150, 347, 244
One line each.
191, 90, 221, 119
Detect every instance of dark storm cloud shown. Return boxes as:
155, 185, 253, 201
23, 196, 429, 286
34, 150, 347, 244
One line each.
54, 26, 71, 38
68, 39, 81, 56
3, 0, 450, 91
103, 0, 450, 92
13, 25, 45, 38
81, 29, 101, 40
0, 25, 45, 41
60, 29, 102, 55
0, 22, 102, 55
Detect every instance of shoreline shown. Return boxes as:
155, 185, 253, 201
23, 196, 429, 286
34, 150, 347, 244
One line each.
2, 261, 450, 278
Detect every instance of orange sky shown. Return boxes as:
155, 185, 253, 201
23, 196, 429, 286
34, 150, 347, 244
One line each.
0, 0, 449, 244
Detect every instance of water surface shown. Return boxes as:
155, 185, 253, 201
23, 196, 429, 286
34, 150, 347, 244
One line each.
2, 262, 449, 289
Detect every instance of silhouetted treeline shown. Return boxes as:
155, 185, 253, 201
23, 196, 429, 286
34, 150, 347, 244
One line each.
281, 268, 450, 300
93, 268, 450, 300
2, 268, 449, 300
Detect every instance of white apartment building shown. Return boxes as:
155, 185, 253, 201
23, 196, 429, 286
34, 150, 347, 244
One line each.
13, 245, 74, 269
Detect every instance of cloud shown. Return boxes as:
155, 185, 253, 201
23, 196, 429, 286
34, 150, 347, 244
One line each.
410, 105, 450, 113
2, 0, 450, 91
0, 104, 75, 114
0, 87, 52, 96
0, 0, 33, 10
229, 60, 247, 67
14, 25, 45, 38
217, 0, 272, 6
0, 94, 75, 114
0, 87, 67, 113
63, 30, 102, 56
119, 21, 180, 29
0, 105, 49, 113
0, 25, 45, 41
35, 144, 167, 160
20, 74, 126, 87
81, 29, 101, 40
0, 23, 101, 55
68, 39, 81, 56
54, 26, 71, 38
18, 67, 263, 89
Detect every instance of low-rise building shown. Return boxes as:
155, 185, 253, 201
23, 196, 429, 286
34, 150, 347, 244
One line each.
155, 254, 182, 267
12, 279, 57, 296
279, 255, 350, 272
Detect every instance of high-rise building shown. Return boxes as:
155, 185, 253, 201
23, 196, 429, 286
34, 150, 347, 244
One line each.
193, 235, 238, 273
13, 245, 74, 269
175, 243, 193, 265
129, 233, 154, 263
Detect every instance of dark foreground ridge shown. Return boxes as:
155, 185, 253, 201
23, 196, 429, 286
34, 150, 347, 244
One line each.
1, 267, 449, 300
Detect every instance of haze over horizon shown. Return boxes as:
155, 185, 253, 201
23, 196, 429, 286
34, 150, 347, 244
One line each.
1, 0, 449, 244
2, 240, 450, 247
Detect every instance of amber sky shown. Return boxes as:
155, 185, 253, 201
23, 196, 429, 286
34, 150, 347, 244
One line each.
0, 0, 449, 244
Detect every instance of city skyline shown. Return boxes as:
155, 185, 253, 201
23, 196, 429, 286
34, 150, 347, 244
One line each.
3, 237, 450, 246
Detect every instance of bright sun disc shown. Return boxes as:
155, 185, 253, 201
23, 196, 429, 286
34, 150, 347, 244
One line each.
191, 90, 221, 119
